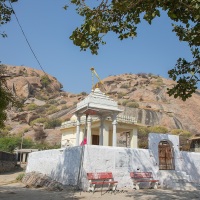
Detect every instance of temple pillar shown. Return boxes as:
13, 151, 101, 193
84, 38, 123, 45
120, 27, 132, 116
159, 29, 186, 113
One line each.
79, 129, 84, 145
130, 127, 138, 148
87, 116, 92, 145
75, 115, 80, 146
103, 122, 109, 146
112, 113, 117, 147
99, 116, 105, 145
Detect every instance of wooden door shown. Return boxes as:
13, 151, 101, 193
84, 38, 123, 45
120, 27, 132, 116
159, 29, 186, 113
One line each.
92, 135, 99, 145
159, 141, 175, 170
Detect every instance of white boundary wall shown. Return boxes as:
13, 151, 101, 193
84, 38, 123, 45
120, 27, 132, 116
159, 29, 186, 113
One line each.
26, 133, 200, 190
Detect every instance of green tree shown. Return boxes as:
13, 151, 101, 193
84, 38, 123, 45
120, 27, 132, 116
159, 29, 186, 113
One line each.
0, 0, 17, 37
0, 65, 20, 129
67, 0, 199, 101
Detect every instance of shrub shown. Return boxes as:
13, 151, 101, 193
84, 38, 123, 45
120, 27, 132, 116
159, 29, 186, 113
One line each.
148, 126, 168, 133
0, 136, 34, 153
61, 105, 68, 110
41, 75, 51, 88
138, 127, 149, 137
0, 126, 12, 137
26, 103, 37, 111
48, 99, 57, 104
80, 91, 87, 96
60, 100, 67, 104
47, 108, 59, 115
122, 100, 131, 106
117, 92, 126, 98
36, 106, 46, 113
30, 118, 48, 126
126, 102, 139, 108
120, 84, 129, 89
44, 119, 62, 129
171, 129, 192, 137
16, 173, 25, 181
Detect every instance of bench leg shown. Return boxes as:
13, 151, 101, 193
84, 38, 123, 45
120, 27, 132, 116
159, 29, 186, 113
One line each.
88, 184, 95, 192
133, 183, 140, 190
150, 182, 158, 189
107, 183, 117, 191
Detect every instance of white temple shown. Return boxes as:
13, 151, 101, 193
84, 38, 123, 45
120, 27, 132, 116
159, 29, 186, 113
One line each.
60, 88, 139, 148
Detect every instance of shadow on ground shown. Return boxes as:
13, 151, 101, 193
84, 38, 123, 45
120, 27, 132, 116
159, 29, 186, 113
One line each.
126, 189, 200, 200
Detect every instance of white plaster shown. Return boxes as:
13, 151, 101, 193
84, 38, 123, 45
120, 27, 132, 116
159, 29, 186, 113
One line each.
103, 122, 109, 146
130, 127, 138, 148
26, 133, 200, 191
87, 116, 92, 145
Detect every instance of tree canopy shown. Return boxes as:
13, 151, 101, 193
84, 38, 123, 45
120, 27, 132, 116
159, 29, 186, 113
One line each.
67, 0, 199, 101
0, 65, 21, 129
0, 0, 200, 101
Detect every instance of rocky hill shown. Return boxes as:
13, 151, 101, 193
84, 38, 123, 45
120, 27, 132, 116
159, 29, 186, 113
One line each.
101, 73, 200, 135
2, 65, 87, 146
1, 65, 200, 148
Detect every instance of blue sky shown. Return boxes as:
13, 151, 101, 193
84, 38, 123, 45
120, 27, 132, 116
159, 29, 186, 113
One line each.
0, 0, 194, 94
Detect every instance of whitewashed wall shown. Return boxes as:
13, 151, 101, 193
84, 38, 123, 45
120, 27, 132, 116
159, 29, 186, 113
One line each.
81, 145, 158, 190
26, 133, 200, 190
181, 151, 200, 183
26, 147, 82, 185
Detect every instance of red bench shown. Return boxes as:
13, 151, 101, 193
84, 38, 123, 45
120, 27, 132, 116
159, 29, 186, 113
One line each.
130, 172, 159, 190
87, 172, 118, 192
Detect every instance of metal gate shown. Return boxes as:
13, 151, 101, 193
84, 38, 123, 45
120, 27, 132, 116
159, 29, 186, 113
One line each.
158, 140, 175, 170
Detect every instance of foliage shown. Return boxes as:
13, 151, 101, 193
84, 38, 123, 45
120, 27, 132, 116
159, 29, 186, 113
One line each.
138, 126, 168, 149
26, 103, 37, 111
59, 100, 67, 104
0, 136, 33, 153
67, 0, 200, 100
40, 75, 51, 88
44, 119, 62, 129
80, 91, 87, 95
16, 173, 25, 181
171, 129, 192, 137
30, 117, 48, 126
0, 0, 18, 37
120, 84, 129, 89
0, 65, 21, 129
117, 92, 126, 98
126, 102, 139, 108
61, 105, 68, 110
122, 100, 130, 106
46, 105, 59, 115
148, 126, 168, 133
167, 50, 200, 101
48, 99, 57, 104
0, 125, 12, 137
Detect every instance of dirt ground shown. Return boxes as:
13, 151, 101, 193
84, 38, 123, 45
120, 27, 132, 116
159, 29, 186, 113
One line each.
1, 170, 200, 200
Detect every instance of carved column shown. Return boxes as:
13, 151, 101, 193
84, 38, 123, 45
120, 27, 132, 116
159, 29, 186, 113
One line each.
75, 115, 81, 146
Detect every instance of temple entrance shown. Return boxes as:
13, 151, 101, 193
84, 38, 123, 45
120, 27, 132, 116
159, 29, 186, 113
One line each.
92, 135, 99, 145
158, 140, 175, 170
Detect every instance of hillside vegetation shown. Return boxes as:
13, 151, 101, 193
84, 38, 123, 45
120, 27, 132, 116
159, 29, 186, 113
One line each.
1, 65, 200, 152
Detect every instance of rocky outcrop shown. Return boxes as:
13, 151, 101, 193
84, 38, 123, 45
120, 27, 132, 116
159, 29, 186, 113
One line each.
22, 172, 64, 191
5, 65, 62, 99
103, 73, 200, 134
2, 66, 200, 146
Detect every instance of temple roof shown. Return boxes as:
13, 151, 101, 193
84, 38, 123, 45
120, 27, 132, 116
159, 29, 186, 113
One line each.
74, 88, 122, 116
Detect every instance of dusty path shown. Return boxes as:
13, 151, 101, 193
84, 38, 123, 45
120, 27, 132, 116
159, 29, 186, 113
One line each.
1, 171, 200, 200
